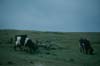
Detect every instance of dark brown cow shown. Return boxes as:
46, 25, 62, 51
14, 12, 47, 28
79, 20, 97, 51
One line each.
79, 38, 94, 55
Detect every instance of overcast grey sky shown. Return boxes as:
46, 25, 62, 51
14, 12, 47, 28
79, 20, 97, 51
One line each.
0, 0, 100, 32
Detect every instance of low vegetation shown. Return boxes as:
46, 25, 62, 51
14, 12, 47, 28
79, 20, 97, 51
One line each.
0, 30, 100, 66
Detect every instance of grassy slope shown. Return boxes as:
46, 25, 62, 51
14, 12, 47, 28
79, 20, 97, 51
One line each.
0, 30, 100, 66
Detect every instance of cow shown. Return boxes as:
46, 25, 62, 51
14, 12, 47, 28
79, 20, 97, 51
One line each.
79, 38, 94, 55
83, 39, 94, 55
24, 37, 38, 53
14, 35, 27, 50
14, 35, 38, 53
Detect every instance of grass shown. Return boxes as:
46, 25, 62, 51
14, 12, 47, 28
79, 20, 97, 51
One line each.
0, 30, 100, 66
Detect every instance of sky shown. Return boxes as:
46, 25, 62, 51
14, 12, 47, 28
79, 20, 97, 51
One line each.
0, 0, 100, 32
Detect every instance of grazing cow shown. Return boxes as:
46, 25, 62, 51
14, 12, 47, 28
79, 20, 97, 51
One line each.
14, 35, 38, 53
14, 35, 27, 50
24, 37, 38, 53
84, 39, 94, 55
79, 38, 94, 55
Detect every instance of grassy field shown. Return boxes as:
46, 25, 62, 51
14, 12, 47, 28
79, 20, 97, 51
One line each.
0, 30, 100, 66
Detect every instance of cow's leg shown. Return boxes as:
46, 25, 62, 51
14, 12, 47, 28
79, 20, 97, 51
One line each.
82, 47, 84, 53
82, 45, 87, 54
28, 46, 38, 54
85, 47, 89, 54
82, 46, 85, 54
80, 43, 85, 54
84, 47, 87, 54
14, 44, 23, 51
29, 46, 38, 54
19, 45, 23, 51
14, 45, 20, 51
24, 45, 33, 53
85, 49, 88, 54
80, 47, 83, 53
89, 47, 94, 55
81, 46, 85, 54
86, 47, 93, 55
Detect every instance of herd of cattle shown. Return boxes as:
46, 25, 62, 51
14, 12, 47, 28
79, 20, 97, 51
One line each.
13, 34, 94, 55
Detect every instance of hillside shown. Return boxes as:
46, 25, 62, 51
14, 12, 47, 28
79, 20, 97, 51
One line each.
0, 30, 100, 66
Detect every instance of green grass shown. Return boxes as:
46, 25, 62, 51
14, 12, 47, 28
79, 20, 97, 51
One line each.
0, 30, 100, 66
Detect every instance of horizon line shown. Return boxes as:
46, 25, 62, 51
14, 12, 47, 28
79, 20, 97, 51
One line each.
0, 28, 100, 33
